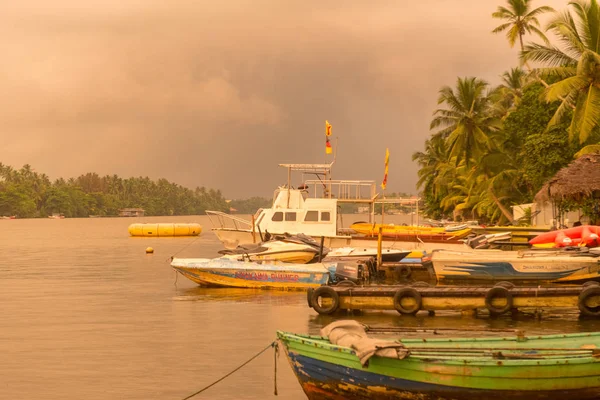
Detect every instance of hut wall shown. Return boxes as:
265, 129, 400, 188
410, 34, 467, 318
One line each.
533, 201, 583, 228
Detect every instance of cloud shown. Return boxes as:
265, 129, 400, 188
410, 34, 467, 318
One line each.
0, 0, 569, 197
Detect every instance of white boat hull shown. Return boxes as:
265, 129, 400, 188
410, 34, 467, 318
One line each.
170, 257, 331, 289
431, 250, 600, 284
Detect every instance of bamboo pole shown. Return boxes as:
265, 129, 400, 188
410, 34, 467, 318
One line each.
376, 227, 383, 268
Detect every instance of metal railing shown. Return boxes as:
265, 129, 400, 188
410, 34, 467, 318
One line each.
205, 210, 253, 230
304, 180, 377, 203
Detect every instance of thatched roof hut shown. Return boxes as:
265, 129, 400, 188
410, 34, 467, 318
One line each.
535, 153, 600, 202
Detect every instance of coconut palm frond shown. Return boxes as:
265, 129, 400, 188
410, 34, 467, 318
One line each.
574, 144, 600, 157
522, 42, 578, 66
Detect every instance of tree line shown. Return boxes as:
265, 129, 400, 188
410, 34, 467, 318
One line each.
413, 0, 600, 224
0, 163, 229, 218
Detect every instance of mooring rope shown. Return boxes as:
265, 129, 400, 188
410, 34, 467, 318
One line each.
166, 236, 202, 263
180, 341, 279, 400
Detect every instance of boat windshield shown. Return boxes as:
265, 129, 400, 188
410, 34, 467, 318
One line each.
253, 208, 264, 222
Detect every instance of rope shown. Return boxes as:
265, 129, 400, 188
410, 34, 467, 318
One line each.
180, 341, 277, 400
273, 341, 279, 395
166, 236, 202, 263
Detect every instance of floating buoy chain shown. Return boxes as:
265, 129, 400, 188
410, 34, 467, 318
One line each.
180, 341, 279, 399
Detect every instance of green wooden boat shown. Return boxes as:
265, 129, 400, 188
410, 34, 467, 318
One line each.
277, 322, 600, 400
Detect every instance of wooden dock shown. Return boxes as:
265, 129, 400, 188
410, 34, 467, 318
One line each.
307, 282, 600, 317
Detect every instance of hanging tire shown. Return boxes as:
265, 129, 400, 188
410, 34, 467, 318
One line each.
398, 266, 412, 279
336, 280, 356, 287
485, 287, 513, 316
306, 287, 315, 307
578, 286, 600, 317
583, 281, 600, 289
312, 286, 340, 315
393, 288, 422, 315
494, 281, 515, 290
411, 281, 430, 288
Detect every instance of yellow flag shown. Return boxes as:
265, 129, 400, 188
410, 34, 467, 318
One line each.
325, 120, 332, 136
381, 148, 389, 190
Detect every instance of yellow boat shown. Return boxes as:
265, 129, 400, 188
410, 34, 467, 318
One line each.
350, 223, 472, 240
128, 223, 202, 237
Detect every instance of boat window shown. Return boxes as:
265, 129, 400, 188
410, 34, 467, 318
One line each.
272, 212, 283, 221
321, 211, 331, 221
304, 211, 318, 222
285, 212, 296, 221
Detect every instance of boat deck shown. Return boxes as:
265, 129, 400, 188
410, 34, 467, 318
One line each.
307, 283, 600, 318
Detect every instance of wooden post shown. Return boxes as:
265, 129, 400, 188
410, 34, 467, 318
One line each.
376, 227, 383, 269
318, 236, 325, 262
251, 215, 256, 243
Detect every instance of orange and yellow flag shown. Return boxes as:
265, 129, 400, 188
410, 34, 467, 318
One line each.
325, 120, 333, 154
381, 148, 390, 190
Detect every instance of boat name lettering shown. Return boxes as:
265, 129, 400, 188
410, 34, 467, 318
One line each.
234, 271, 300, 281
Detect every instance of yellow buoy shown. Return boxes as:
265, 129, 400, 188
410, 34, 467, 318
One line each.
146, 247, 154, 254
128, 223, 202, 237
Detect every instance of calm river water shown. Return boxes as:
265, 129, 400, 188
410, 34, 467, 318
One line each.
2, 215, 600, 399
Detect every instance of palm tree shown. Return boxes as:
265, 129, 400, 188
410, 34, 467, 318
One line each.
522, 0, 600, 144
490, 67, 530, 119
492, 0, 554, 52
430, 77, 501, 166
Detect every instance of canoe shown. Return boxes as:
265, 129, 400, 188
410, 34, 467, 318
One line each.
128, 223, 202, 237
278, 320, 600, 400
170, 257, 331, 289
350, 223, 472, 240
530, 225, 600, 246
430, 248, 600, 284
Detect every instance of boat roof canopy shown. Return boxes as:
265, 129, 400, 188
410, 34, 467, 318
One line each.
278, 163, 333, 174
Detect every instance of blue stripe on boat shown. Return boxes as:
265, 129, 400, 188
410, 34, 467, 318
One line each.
287, 351, 600, 400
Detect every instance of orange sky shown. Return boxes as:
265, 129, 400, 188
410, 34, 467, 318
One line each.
0, 0, 569, 197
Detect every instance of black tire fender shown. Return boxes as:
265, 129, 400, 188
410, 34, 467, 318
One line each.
393, 288, 422, 315
306, 287, 315, 308
312, 286, 340, 315
398, 266, 412, 279
485, 287, 513, 316
578, 286, 600, 317
583, 281, 600, 289
494, 281, 515, 290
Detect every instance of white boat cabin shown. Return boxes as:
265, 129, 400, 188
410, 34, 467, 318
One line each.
253, 187, 338, 238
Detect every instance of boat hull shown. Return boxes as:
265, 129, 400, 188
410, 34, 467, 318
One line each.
350, 223, 472, 241
431, 250, 600, 284
171, 258, 330, 289
289, 353, 600, 400
279, 332, 600, 400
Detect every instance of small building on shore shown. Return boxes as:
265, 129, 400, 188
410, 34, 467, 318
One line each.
119, 208, 145, 217
533, 153, 600, 228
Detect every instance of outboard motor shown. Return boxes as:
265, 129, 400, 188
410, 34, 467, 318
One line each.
333, 261, 368, 284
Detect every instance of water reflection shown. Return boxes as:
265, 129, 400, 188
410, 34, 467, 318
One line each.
174, 286, 306, 306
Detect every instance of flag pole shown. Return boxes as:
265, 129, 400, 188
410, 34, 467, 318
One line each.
381, 189, 385, 225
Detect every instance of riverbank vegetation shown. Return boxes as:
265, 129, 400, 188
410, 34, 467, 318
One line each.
0, 164, 229, 218
413, 0, 600, 224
